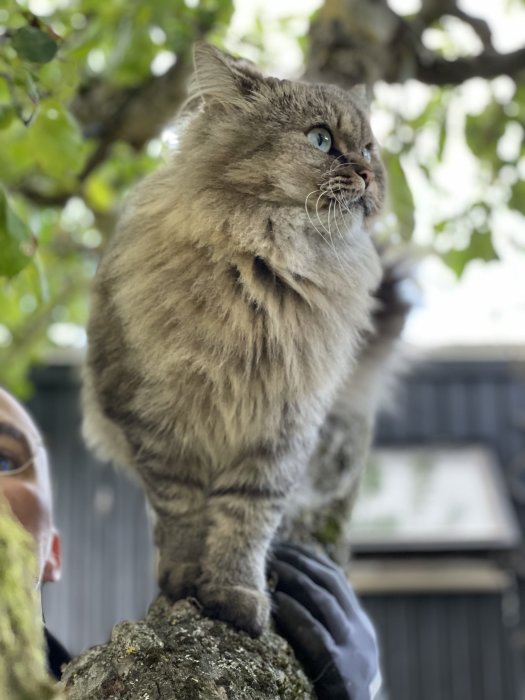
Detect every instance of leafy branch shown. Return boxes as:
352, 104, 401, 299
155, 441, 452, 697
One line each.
306, 0, 525, 86
0, 0, 523, 392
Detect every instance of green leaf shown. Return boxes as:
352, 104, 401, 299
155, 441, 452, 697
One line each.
384, 153, 415, 241
0, 190, 35, 278
443, 228, 498, 278
465, 101, 507, 168
433, 219, 448, 234
26, 100, 87, 185
437, 119, 447, 161
0, 104, 15, 130
442, 247, 469, 278
12, 26, 58, 64
469, 228, 499, 263
84, 175, 117, 212
509, 179, 525, 214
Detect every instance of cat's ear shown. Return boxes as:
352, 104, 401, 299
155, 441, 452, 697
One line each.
349, 84, 371, 112
191, 42, 264, 110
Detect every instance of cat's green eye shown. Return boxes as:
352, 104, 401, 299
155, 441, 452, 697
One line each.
307, 127, 332, 153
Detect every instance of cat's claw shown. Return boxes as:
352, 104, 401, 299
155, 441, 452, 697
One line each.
197, 582, 270, 637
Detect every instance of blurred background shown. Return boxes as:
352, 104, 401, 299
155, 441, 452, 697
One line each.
1, 0, 524, 698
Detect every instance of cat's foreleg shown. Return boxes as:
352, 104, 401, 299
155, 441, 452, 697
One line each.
197, 488, 286, 637
139, 472, 207, 599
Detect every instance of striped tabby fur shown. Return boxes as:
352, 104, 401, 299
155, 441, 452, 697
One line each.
82, 43, 385, 636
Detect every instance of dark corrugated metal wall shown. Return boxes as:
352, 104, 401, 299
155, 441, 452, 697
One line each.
366, 358, 525, 700
27, 359, 525, 698
364, 591, 521, 700
376, 360, 525, 471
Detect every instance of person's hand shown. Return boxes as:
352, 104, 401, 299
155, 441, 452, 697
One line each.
269, 543, 382, 700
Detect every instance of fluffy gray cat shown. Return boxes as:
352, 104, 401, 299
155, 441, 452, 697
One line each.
82, 43, 385, 636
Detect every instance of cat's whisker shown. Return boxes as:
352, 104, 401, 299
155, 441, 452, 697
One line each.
337, 199, 346, 222
337, 192, 354, 217
304, 189, 331, 246
327, 200, 346, 273
335, 194, 347, 214
328, 161, 360, 172
327, 200, 337, 247
327, 159, 360, 175
329, 153, 352, 169
316, 193, 343, 264
338, 199, 354, 237
322, 182, 346, 243
331, 194, 346, 242
305, 188, 323, 217
315, 192, 341, 263
316, 195, 344, 272
314, 191, 331, 237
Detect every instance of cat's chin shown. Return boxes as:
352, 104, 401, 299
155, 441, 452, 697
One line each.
343, 192, 382, 219
362, 196, 383, 218
335, 194, 380, 220
329, 185, 381, 216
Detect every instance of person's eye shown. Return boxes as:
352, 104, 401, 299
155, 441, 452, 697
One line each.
0, 451, 21, 474
307, 127, 333, 153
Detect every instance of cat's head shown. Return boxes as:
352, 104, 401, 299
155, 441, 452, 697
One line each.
182, 43, 385, 219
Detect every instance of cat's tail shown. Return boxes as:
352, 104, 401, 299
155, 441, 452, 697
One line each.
340, 244, 418, 422
282, 247, 419, 560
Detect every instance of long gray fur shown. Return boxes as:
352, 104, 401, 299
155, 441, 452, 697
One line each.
82, 43, 385, 636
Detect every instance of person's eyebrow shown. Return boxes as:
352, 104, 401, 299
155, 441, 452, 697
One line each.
0, 422, 32, 456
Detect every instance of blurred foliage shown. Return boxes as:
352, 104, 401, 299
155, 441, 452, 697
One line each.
0, 0, 524, 393
0, 0, 234, 392
0, 497, 65, 699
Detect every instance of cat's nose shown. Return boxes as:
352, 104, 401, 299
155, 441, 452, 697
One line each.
356, 168, 374, 189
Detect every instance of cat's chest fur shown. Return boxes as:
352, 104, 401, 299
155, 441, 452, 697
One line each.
96, 195, 380, 461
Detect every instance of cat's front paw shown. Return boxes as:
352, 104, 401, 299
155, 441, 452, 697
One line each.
197, 582, 270, 637
159, 562, 201, 600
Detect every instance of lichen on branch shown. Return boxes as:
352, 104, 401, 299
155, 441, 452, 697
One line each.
0, 499, 65, 700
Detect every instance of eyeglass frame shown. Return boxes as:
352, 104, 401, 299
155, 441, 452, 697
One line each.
0, 441, 44, 477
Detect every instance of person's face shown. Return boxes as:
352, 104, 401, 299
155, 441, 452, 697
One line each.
0, 388, 61, 586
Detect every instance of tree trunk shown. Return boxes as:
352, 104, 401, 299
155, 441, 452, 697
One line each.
63, 596, 314, 700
